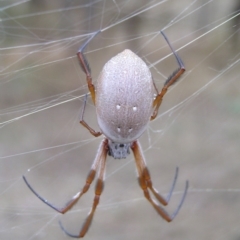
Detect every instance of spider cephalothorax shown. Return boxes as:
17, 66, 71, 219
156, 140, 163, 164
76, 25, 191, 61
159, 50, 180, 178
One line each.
107, 140, 131, 159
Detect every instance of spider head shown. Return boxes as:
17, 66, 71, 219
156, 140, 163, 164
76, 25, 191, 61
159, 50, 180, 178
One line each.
108, 140, 132, 159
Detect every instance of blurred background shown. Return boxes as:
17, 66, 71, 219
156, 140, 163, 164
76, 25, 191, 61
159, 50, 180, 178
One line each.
0, 0, 240, 239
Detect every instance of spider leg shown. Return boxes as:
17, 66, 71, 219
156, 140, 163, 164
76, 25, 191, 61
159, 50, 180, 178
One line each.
23, 139, 107, 215
77, 30, 101, 104
60, 139, 108, 238
151, 31, 185, 120
79, 94, 102, 137
143, 166, 179, 205
131, 140, 188, 222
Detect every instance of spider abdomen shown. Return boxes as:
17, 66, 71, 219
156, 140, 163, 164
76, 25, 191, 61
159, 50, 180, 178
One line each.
96, 49, 155, 143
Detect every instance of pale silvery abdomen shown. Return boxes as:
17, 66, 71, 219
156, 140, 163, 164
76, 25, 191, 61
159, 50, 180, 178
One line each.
96, 49, 155, 144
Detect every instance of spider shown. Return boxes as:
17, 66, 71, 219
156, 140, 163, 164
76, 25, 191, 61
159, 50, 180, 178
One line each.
23, 30, 188, 238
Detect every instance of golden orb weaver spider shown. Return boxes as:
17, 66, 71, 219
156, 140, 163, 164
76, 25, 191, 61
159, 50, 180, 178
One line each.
23, 30, 188, 238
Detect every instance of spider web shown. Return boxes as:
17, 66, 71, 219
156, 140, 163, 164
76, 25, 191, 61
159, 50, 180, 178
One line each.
0, 0, 240, 239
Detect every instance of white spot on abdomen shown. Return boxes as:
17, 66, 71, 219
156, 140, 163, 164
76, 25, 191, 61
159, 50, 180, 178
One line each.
128, 128, 133, 133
